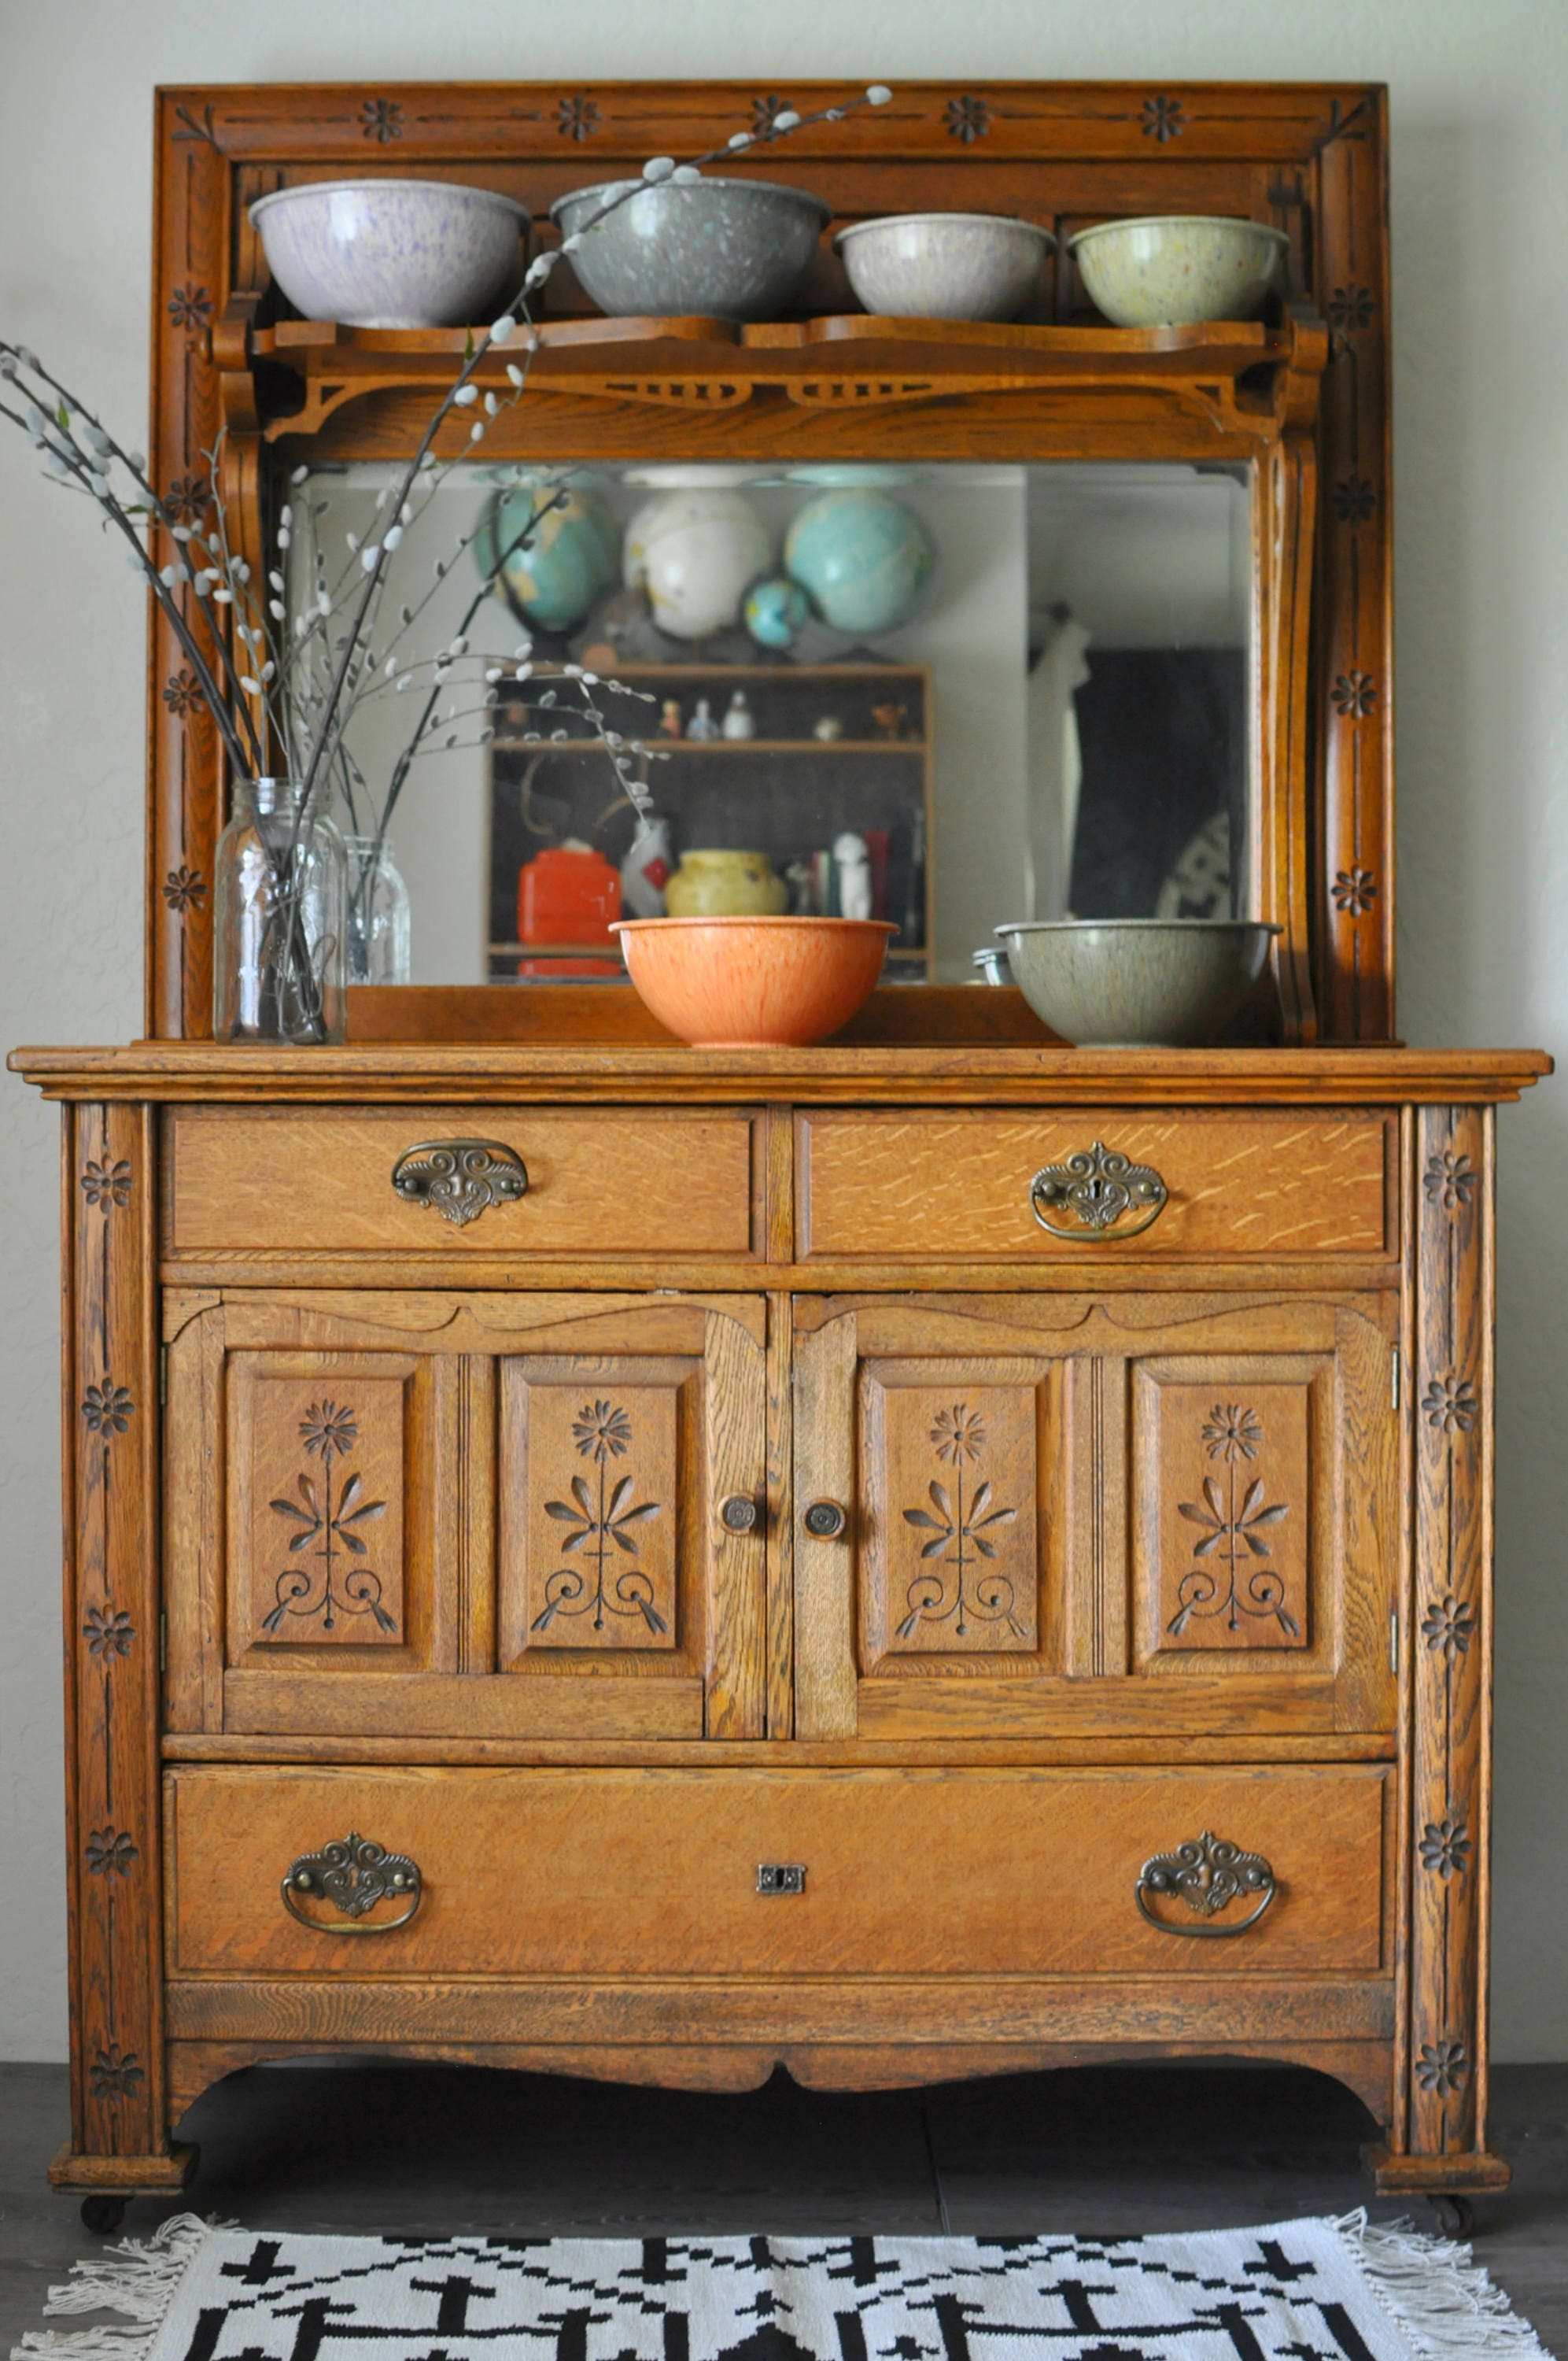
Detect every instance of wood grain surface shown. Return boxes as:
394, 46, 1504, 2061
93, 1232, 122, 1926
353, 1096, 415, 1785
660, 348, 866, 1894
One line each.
162, 1107, 759, 1258
799, 1110, 1396, 1260
164, 1763, 1389, 1979
11, 1045, 1550, 1107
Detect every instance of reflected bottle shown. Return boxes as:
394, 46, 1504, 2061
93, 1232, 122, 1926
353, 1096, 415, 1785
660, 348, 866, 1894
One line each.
343, 833, 412, 985
213, 777, 347, 1044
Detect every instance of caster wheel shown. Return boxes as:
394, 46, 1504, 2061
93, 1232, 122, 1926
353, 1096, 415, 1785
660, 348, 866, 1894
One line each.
1429, 2193, 1475, 2240
79, 2195, 127, 2235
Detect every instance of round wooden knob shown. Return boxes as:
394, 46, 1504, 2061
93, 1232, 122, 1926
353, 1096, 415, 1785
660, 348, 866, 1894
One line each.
720, 1495, 759, 1534
803, 1499, 847, 1540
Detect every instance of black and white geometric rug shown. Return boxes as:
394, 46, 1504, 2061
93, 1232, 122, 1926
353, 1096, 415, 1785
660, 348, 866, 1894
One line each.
14, 2215, 1551, 2361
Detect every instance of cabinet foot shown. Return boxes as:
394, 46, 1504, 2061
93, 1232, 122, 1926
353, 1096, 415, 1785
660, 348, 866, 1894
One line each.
1361, 2141, 1511, 2197
1427, 2193, 1476, 2240
80, 2195, 128, 2236
48, 2142, 198, 2199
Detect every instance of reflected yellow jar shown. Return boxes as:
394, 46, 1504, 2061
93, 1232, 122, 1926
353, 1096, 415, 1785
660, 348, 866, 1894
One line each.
664, 849, 788, 918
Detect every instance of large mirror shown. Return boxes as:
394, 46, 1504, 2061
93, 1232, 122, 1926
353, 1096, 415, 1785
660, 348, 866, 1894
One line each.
281, 459, 1255, 986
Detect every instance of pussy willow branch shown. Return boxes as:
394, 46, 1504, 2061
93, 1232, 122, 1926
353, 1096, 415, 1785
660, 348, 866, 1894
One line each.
0, 357, 270, 778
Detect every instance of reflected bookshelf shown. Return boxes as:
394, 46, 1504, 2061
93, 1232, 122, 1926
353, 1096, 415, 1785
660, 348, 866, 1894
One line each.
486, 663, 934, 982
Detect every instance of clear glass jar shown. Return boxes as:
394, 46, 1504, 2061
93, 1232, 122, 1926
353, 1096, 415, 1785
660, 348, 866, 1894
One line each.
212, 777, 347, 1044
344, 833, 412, 985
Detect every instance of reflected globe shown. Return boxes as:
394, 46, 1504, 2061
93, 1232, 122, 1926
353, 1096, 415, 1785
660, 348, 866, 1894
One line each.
743, 575, 811, 650
784, 489, 935, 636
478, 476, 621, 634
624, 487, 774, 642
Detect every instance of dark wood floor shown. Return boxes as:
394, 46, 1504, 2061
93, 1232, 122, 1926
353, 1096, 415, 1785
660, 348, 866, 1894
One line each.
2, 2062, 1563, 2355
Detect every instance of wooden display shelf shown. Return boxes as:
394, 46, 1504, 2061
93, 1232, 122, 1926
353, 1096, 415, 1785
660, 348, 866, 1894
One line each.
234, 306, 1328, 444
496, 738, 928, 756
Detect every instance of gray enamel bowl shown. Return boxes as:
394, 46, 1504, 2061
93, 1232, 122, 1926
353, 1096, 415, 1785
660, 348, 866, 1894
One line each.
249, 179, 529, 329
994, 918, 1279, 1047
551, 177, 829, 320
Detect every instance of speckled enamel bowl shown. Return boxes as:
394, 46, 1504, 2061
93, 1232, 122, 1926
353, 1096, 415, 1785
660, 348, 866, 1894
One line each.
551, 178, 829, 320
994, 918, 1279, 1047
249, 179, 529, 328
611, 917, 895, 1048
1068, 216, 1287, 328
835, 212, 1054, 321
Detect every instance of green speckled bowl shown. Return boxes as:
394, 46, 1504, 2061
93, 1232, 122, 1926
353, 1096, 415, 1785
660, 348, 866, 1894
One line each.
994, 918, 1279, 1047
1068, 215, 1287, 328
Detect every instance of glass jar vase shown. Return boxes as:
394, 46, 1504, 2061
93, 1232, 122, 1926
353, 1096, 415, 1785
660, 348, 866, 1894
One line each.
344, 833, 412, 985
213, 777, 347, 1044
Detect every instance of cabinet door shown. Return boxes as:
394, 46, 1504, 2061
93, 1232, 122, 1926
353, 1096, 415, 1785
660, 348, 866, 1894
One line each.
164, 1291, 766, 1740
793, 1293, 1397, 1741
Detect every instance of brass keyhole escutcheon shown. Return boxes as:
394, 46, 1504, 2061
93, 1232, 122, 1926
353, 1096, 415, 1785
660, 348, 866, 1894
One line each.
803, 1499, 847, 1540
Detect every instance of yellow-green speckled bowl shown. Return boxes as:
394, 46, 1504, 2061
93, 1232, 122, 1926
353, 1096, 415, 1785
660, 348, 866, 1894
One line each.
1068, 215, 1287, 329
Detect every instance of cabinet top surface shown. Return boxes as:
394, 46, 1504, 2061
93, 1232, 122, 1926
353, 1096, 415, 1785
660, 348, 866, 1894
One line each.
8, 1041, 1550, 1106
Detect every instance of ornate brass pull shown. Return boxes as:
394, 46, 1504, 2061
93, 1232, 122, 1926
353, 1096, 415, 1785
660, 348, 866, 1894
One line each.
720, 1495, 760, 1534
1030, 1140, 1168, 1240
282, 1831, 422, 1935
802, 1498, 848, 1540
390, 1139, 527, 1229
1135, 1829, 1275, 1939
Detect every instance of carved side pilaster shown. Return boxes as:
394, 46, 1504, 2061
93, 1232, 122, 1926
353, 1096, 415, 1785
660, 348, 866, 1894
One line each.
52, 1105, 191, 2194
1374, 1104, 1507, 2193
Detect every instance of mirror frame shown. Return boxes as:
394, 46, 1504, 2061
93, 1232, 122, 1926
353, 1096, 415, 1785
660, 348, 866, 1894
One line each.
146, 78, 1392, 1044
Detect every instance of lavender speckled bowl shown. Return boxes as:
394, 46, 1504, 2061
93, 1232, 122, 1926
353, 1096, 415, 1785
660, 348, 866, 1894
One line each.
250, 179, 529, 329
994, 918, 1280, 1047
835, 212, 1054, 322
551, 178, 829, 320
1068, 215, 1287, 329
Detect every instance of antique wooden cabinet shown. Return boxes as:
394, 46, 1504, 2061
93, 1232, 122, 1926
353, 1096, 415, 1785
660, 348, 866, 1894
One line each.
9, 79, 1551, 2229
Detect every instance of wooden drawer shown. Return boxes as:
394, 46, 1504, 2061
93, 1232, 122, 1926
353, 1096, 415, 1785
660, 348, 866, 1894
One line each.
164, 1107, 758, 1258
166, 1764, 1389, 1979
797, 1109, 1397, 1262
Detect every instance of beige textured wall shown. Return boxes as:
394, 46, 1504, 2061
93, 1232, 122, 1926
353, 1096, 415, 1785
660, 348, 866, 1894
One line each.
2, 0, 1564, 2064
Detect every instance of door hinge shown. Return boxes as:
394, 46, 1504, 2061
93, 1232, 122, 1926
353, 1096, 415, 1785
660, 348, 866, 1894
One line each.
159, 1344, 168, 1407
1389, 1609, 1399, 1675
159, 1611, 167, 1673
1391, 1347, 1401, 1410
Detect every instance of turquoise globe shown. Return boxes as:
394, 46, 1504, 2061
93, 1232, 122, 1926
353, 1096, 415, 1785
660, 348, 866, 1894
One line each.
783, 489, 935, 637
743, 575, 811, 650
478, 475, 620, 634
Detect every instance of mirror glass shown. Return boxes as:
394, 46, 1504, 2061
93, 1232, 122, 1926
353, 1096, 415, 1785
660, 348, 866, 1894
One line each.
281, 459, 1254, 985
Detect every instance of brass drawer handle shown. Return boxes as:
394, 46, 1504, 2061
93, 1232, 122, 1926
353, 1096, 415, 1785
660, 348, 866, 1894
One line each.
720, 1494, 760, 1534
802, 1498, 848, 1540
1030, 1141, 1168, 1240
390, 1139, 528, 1228
1136, 1830, 1275, 1938
282, 1831, 422, 1935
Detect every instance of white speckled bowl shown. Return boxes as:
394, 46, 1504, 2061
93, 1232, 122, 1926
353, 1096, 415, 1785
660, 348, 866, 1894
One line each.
995, 918, 1279, 1047
250, 179, 530, 329
552, 178, 829, 320
1068, 216, 1287, 328
834, 212, 1055, 322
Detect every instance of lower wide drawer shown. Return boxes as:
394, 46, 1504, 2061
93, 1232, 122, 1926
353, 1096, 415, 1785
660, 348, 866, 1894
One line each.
165, 1764, 1389, 1980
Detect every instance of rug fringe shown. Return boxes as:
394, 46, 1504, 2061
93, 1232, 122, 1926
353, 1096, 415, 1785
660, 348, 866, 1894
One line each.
9, 2214, 212, 2361
1334, 2207, 1551, 2359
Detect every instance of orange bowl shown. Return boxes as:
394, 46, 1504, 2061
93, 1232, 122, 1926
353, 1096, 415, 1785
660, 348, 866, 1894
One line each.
611, 915, 897, 1048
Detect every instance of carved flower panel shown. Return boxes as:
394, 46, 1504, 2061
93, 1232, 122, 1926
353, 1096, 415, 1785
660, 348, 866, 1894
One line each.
239, 1369, 407, 1650
1137, 1374, 1311, 1654
509, 1380, 679, 1654
858, 1375, 1043, 1668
